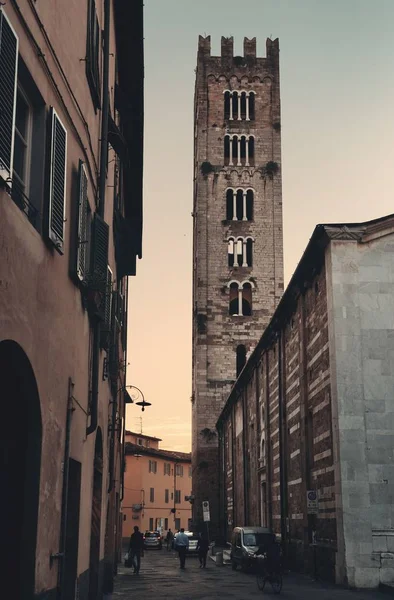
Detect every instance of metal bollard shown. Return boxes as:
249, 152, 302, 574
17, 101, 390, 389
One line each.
216, 551, 223, 566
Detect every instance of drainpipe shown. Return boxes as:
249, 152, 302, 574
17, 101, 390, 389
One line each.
87, 0, 111, 437
54, 378, 74, 599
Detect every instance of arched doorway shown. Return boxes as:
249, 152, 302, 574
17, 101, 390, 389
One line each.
89, 428, 103, 599
0, 340, 42, 598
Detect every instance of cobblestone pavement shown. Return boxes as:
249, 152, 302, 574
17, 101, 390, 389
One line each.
112, 548, 385, 599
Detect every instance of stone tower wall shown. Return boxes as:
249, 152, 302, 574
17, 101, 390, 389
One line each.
192, 36, 284, 534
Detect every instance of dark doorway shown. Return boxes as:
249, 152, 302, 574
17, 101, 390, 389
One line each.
64, 459, 82, 599
0, 340, 42, 599
89, 428, 103, 600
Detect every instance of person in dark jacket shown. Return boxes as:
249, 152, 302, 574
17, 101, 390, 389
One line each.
129, 526, 144, 574
196, 531, 209, 568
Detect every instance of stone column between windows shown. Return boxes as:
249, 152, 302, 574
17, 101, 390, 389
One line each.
237, 137, 241, 166
237, 93, 241, 121
229, 93, 233, 120
229, 137, 233, 166
245, 139, 249, 167
233, 191, 237, 221
233, 241, 239, 267
246, 94, 250, 121
242, 191, 247, 221
242, 240, 248, 267
238, 287, 243, 316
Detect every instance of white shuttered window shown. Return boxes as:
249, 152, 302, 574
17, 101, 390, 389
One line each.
48, 108, 67, 254
0, 9, 19, 183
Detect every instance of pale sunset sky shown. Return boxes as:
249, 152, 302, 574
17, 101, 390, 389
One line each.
126, 0, 394, 451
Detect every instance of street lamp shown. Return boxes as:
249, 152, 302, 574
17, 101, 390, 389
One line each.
121, 385, 151, 412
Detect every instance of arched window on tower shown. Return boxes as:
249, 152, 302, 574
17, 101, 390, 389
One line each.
249, 92, 255, 120
229, 282, 239, 316
240, 92, 247, 120
246, 238, 253, 267
236, 344, 247, 377
232, 92, 238, 121
224, 135, 230, 166
224, 91, 231, 120
225, 188, 254, 221
227, 239, 234, 267
226, 189, 233, 220
248, 136, 255, 166
242, 283, 252, 316
236, 189, 243, 220
246, 190, 254, 220
228, 281, 254, 316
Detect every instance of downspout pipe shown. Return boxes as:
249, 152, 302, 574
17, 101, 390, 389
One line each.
87, 0, 111, 437
56, 378, 74, 600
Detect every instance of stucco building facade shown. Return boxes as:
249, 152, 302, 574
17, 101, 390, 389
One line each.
192, 35, 284, 532
123, 432, 192, 541
0, 2, 143, 598
217, 215, 394, 588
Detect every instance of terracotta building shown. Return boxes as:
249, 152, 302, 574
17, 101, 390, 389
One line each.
123, 432, 192, 540
192, 35, 284, 533
217, 215, 394, 589
0, 2, 143, 598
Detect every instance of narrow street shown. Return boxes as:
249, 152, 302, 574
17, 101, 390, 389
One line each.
113, 549, 385, 599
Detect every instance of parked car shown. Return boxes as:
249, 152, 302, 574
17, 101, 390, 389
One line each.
230, 526, 275, 571
144, 530, 162, 550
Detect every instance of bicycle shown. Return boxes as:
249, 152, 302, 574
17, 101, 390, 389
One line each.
254, 553, 283, 594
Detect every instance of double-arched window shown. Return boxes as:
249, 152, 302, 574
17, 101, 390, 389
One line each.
226, 188, 253, 221
227, 237, 253, 267
228, 280, 254, 316
224, 135, 254, 167
224, 91, 255, 121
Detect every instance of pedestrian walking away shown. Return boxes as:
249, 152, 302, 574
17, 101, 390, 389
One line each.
197, 530, 209, 568
175, 528, 189, 569
128, 525, 144, 574
165, 528, 174, 551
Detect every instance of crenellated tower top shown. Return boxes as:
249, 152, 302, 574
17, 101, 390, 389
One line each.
197, 35, 279, 64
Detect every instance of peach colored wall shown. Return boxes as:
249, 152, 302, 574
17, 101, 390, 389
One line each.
123, 453, 192, 539
0, 1, 121, 594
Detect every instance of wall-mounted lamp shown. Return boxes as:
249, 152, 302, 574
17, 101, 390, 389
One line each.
118, 385, 151, 412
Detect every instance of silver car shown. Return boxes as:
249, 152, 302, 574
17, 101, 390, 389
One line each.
144, 530, 162, 550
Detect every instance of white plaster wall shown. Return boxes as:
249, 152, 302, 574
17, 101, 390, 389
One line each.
327, 234, 394, 588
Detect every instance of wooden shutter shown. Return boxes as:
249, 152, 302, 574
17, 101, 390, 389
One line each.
76, 161, 88, 281
90, 213, 109, 285
100, 266, 112, 349
48, 108, 67, 253
0, 9, 19, 183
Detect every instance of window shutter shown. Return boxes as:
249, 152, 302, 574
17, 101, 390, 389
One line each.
0, 9, 19, 183
90, 213, 109, 286
76, 161, 88, 281
48, 108, 67, 253
99, 266, 112, 349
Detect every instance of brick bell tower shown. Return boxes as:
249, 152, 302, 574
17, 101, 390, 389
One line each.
192, 36, 284, 535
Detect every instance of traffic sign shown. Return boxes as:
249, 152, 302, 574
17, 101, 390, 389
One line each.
306, 490, 318, 515
202, 500, 210, 522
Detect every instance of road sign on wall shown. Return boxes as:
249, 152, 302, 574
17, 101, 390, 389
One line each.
306, 490, 318, 515
202, 500, 210, 522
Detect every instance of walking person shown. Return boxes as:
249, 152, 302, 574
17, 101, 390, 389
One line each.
165, 528, 174, 551
175, 528, 189, 569
197, 530, 209, 568
128, 526, 144, 574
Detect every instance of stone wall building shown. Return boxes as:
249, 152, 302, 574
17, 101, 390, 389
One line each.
192, 35, 284, 532
0, 2, 143, 598
217, 215, 394, 588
